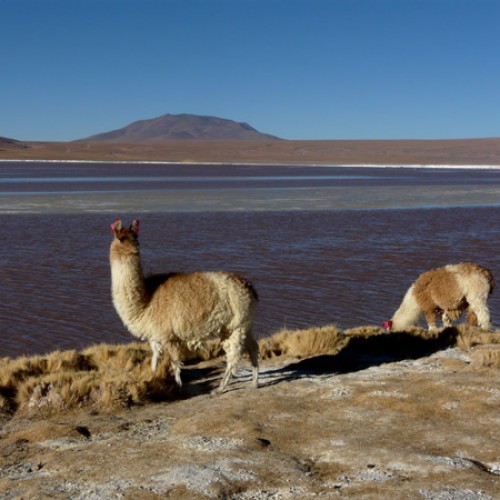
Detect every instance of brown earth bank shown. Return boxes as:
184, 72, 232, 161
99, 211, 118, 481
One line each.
3, 138, 500, 165
1, 326, 499, 499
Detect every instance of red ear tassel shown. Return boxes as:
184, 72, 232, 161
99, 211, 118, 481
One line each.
110, 218, 121, 233
131, 219, 140, 234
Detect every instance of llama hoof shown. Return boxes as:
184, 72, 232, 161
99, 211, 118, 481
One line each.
210, 387, 225, 397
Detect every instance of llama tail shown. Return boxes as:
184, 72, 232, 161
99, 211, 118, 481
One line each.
391, 285, 422, 330
482, 266, 495, 295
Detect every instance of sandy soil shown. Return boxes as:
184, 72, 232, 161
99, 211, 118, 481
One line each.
3, 138, 500, 165
1, 341, 499, 499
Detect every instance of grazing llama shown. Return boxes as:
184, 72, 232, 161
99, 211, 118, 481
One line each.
383, 262, 494, 331
109, 219, 259, 394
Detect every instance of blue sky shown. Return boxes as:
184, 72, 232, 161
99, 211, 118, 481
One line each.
2, 0, 500, 141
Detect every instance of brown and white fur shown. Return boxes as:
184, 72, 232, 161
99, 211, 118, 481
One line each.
386, 262, 494, 331
109, 219, 259, 394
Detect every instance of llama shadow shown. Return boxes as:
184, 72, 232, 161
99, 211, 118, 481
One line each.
260, 327, 460, 387
175, 328, 460, 395
178, 364, 227, 397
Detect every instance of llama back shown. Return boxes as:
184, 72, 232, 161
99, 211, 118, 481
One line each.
145, 270, 257, 343
205, 271, 258, 323
448, 262, 495, 295
413, 266, 463, 311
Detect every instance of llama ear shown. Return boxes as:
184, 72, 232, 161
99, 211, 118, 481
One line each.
131, 219, 140, 235
111, 219, 123, 234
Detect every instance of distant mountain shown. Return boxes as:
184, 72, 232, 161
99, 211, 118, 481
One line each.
80, 114, 280, 141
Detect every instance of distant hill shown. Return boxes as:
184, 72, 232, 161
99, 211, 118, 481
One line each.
0, 137, 27, 150
80, 114, 281, 141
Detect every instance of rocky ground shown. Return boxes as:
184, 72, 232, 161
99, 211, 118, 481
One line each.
1, 337, 499, 499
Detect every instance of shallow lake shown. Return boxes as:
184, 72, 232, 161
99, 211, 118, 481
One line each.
1, 161, 499, 357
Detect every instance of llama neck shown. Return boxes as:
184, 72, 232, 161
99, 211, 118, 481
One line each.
110, 252, 149, 323
392, 285, 421, 330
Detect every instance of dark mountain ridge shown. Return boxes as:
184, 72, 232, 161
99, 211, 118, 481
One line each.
80, 113, 280, 141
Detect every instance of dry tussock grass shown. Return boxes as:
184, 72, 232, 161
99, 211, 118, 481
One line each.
0, 339, 225, 419
0, 343, 175, 417
1, 324, 499, 419
259, 324, 347, 359
344, 325, 437, 339
471, 345, 500, 368
454, 326, 500, 368
453, 324, 500, 349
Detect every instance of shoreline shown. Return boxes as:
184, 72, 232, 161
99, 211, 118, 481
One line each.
2, 158, 500, 170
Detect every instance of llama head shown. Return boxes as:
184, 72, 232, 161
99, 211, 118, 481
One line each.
381, 320, 393, 331
110, 219, 140, 243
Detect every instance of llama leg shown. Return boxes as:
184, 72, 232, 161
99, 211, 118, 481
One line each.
166, 341, 183, 387
468, 300, 491, 330
425, 310, 438, 330
150, 340, 163, 373
443, 309, 463, 327
214, 328, 245, 394
467, 308, 479, 326
245, 332, 260, 389
171, 361, 182, 387
442, 311, 453, 328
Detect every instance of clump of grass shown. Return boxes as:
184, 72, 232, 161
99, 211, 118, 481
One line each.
454, 325, 500, 350
0, 343, 176, 418
83, 343, 150, 376
454, 326, 500, 368
471, 345, 500, 368
0, 338, 230, 420
259, 324, 347, 360
344, 325, 432, 339
343, 325, 385, 338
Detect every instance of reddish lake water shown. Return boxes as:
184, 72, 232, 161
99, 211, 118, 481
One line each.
0, 162, 499, 357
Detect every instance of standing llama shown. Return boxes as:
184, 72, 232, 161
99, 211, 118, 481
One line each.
109, 219, 259, 394
383, 262, 494, 331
